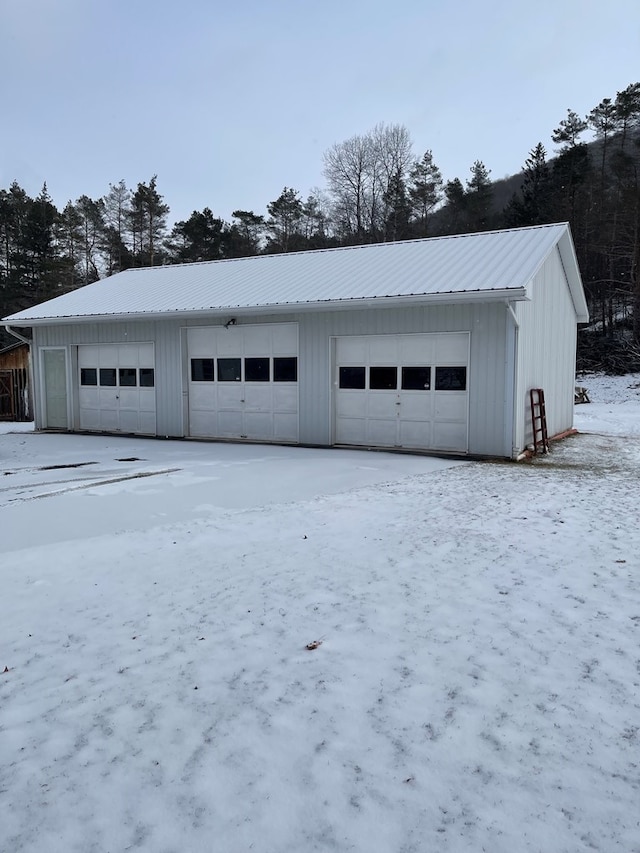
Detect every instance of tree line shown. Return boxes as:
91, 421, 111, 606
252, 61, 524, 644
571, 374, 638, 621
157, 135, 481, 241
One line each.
1, 82, 639, 362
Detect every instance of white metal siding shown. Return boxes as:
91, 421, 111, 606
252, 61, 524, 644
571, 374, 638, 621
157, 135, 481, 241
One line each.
32, 301, 512, 456
513, 248, 578, 453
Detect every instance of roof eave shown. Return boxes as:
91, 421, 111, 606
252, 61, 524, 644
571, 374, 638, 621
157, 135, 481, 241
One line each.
557, 229, 590, 322
3, 288, 530, 327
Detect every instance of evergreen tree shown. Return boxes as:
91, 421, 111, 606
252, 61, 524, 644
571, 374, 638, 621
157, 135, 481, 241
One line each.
102, 180, 132, 274
228, 210, 264, 257
408, 150, 443, 236
589, 98, 618, 194
443, 178, 466, 233
57, 201, 84, 291
21, 183, 60, 299
74, 195, 104, 285
129, 176, 169, 266
504, 143, 551, 226
265, 187, 303, 253
614, 82, 640, 152
383, 169, 411, 241
465, 161, 493, 231
167, 208, 229, 263
0, 182, 30, 302
551, 109, 590, 223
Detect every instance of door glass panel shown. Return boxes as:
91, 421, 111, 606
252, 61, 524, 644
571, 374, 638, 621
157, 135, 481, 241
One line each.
191, 358, 214, 382
43, 350, 68, 429
435, 366, 467, 390
370, 366, 397, 390
245, 357, 270, 382
274, 357, 297, 382
217, 358, 241, 381
119, 368, 137, 387
80, 368, 97, 386
339, 366, 365, 389
139, 368, 155, 387
99, 368, 116, 387
401, 366, 431, 390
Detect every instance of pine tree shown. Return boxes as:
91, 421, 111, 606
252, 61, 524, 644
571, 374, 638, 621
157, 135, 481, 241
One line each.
129, 176, 169, 266
465, 161, 493, 231
443, 178, 466, 233
228, 210, 264, 257
504, 143, 551, 226
551, 109, 590, 223
102, 180, 132, 274
22, 183, 59, 299
408, 150, 443, 236
167, 208, 228, 263
383, 169, 411, 241
265, 187, 303, 253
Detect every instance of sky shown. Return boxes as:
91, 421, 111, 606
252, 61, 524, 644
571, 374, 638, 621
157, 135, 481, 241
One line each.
1, 0, 639, 225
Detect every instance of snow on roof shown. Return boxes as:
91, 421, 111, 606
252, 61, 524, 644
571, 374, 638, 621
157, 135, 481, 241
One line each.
3, 223, 588, 325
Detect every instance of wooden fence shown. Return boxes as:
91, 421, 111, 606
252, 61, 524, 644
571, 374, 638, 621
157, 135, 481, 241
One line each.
0, 368, 30, 421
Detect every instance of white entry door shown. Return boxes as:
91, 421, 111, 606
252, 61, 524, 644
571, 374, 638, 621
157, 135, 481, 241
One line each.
78, 343, 156, 434
334, 333, 469, 452
187, 324, 298, 442
42, 348, 68, 429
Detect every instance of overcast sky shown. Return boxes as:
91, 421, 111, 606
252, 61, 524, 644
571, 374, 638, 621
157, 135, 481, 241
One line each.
1, 0, 638, 225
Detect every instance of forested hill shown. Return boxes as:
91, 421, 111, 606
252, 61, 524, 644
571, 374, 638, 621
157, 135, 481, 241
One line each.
2, 83, 639, 370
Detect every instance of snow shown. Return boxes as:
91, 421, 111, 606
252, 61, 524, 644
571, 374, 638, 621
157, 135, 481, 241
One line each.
0, 420, 34, 434
1, 375, 639, 853
575, 372, 640, 436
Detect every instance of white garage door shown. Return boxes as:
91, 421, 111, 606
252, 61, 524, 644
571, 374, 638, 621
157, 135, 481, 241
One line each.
334, 332, 469, 452
187, 324, 298, 442
78, 343, 156, 434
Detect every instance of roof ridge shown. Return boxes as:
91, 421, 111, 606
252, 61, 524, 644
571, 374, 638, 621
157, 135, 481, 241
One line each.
131, 222, 569, 273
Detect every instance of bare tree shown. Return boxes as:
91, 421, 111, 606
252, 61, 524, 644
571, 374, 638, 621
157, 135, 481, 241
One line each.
323, 123, 414, 243
323, 132, 373, 240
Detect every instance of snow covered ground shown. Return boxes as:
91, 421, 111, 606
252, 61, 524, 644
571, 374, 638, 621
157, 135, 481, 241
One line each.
575, 371, 640, 436
1, 375, 639, 853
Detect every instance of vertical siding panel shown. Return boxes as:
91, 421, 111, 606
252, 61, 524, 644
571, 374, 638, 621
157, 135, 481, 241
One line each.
31, 301, 511, 455
514, 248, 577, 451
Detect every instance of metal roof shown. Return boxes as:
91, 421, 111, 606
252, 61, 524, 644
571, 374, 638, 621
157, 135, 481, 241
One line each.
3, 223, 589, 325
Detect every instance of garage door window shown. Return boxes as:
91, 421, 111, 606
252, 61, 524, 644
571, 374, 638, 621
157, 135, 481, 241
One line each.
99, 368, 117, 387
339, 366, 365, 389
435, 366, 467, 390
245, 357, 270, 382
402, 366, 431, 390
218, 358, 241, 381
191, 359, 214, 382
80, 368, 97, 386
370, 366, 397, 390
119, 368, 137, 387
274, 357, 297, 382
140, 368, 155, 387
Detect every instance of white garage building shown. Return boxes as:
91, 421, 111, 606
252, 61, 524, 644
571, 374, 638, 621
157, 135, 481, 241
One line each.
3, 223, 588, 459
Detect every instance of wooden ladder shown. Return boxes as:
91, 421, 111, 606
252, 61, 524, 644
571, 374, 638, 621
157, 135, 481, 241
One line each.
529, 388, 549, 454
